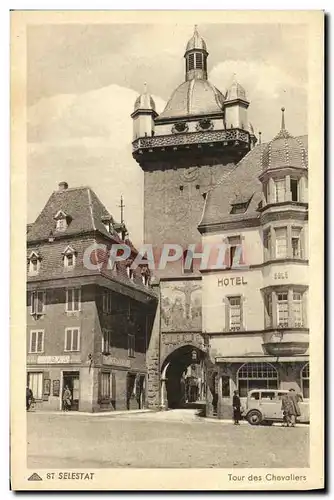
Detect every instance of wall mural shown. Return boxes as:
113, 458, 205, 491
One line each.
161, 281, 202, 332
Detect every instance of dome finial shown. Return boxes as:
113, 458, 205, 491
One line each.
281, 106, 286, 131
143, 82, 147, 93
194, 24, 198, 33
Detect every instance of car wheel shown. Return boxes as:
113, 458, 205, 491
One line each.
247, 410, 262, 425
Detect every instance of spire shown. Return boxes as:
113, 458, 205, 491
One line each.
281, 107, 285, 131
118, 195, 125, 224
143, 82, 147, 94
259, 131, 262, 145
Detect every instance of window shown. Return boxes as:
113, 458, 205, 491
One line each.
66, 288, 81, 312
64, 328, 80, 351
102, 329, 112, 354
227, 236, 242, 268
238, 363, 278, 397
301, 363, 309, 399
100, 372, 110, 400
29, 330, 44, 353
292, 228, 302, 258
264, 293, 272, 328
275, 227, 287, 258
30, 291, 45, 315
292, 292, 303, 327
182, 249, 193, 274
290, 178, 299, 201
103, 291, 112, 313
54, 210, 69, 232
230, 203, 248, 214
263, 229, 271, 261
277, 292, 289, 328
28, 252, 41, 275
62, 246, 76, 269
228, 296, 242, 331
56, 219, 67, 231
188, 53, 195, 70
274, 179, 285, 203
128, 334, 135, 357
28, 372, 43, 400
195, 52, 203, 69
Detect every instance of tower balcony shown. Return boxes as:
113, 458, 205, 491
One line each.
262, 328, 309, 357
132, 128, 250, 165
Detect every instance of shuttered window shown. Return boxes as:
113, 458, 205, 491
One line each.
66, 288, 81, 312
29, 330, 44, 353
64, 328, 80, 351
28, 372, 43, 400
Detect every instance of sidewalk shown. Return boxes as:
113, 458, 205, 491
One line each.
28, 409, 153, 417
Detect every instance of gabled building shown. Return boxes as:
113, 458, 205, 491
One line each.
199, 109, 309, 417
27, 181, 157, 412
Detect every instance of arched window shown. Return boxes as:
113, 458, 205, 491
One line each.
237, 362, 278, 397
300, 363, 309, 399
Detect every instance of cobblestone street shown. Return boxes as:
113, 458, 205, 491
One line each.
27, 410, 309, 469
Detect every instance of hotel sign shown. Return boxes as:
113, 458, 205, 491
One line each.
102, 356, 131, 368
37, 355, 71, 364
218, 277, 248, 287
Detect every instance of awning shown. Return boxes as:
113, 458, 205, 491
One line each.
215, 355, 309, 363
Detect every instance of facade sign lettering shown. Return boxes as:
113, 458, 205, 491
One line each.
274, 272, 288, 280
218, 277, 248, 287
162, 333, 203, 346
103, 356, 131, 368
37, 355, 71, 364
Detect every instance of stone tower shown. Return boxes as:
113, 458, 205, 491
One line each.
131, 26, 256, 409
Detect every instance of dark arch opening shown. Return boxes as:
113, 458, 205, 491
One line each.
161, 344, 206, 409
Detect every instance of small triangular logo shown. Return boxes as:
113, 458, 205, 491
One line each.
28, 472, 42, 481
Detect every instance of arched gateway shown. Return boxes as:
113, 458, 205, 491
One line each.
160, 344, 206, 409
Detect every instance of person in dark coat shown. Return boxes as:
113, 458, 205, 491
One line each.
26, 386, 33, 411
232, 390, 241, 425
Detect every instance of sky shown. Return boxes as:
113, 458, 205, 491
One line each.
27, 22, 308, 245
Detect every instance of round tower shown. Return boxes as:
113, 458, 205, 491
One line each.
224, 76, 250, 131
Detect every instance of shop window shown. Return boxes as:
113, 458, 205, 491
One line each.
100, 372, 111, 400
30, 291, 45, 316
227, 296, 242, 331
28, 372, 43, 400
64, 327, 80, 352
128, 334, 135, 358
221, 375, 230, 397
237, 363, 278, 397
66, 288, 81, 312
102, 329, 112, 354
103, 291, 112, 313
292, 227, 302, 258
292, 292, 303, 327
301, 363, 309, 399
275, 227, 288, 258
277, 292, 289, 328
290, 178, 299, 201
29, 330, 44, 353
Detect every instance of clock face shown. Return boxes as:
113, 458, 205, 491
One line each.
180, 167, 199, 182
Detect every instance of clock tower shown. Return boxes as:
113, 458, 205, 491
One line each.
131, 26, 256, 409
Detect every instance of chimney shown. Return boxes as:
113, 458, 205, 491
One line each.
58, 181, 68, 191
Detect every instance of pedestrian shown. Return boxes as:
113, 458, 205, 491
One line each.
288, 388, 301, 427
26, 386, 33, 411
62, 385, 72, 412
232, 390, 241, 425
281, 393, 291, 426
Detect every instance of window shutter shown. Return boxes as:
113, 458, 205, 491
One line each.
31, 292, 35, 314
42, 371, 49, 401
72, 329, 79, 351
67, 290, 73, 311
74, 289, 79, 311
65, 329, 71, 351
30, 331, 37, 353
37, 331, 44, 352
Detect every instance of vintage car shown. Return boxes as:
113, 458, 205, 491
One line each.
242, 389, 310, 425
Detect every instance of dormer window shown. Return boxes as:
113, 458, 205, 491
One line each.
28, 251, 41, 275
54, 210, 70, 232
62, 246, 76, 269
101, 215, 113, 234
230, 202, 248, 215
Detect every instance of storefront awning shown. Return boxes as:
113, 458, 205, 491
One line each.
215, 355, 309, 363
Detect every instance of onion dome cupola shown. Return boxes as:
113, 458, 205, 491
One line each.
184, 25, 209, 82
224, 76, 250, 131
131, 83, 158, 140
259, 107, 308, 205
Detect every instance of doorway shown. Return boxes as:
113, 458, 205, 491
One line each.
62, 371, 80, 411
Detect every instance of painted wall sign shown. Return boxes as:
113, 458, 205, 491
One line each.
274, 272, 288, 280
218, 277, 248, 287
37, 355, 71, 364
102, 356, 131, 368
162, 333, 203, 346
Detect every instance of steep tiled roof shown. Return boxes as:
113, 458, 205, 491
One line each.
199, 135, 307, 228
27, 186, 121, 243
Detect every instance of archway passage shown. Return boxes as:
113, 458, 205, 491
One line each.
161, 345, 206, 409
